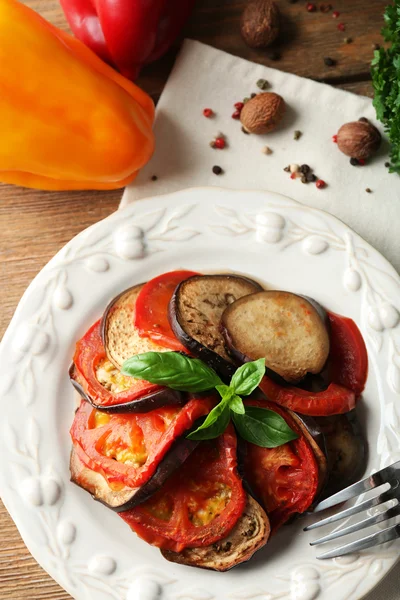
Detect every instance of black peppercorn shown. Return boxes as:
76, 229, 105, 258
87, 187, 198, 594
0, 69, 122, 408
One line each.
324, 57, 336, 67
385, 162, 391, 168
358, 117, 369, 123
151, 175, 158, 181
212, 165, 223, 175
306, 173, 317, 182
300, 164, 310, 174
350, 157, 359, 166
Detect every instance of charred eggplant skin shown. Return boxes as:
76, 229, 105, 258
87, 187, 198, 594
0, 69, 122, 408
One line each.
69, 363, 185, 414
169, 274, 262, 381
71, 436, 199, 512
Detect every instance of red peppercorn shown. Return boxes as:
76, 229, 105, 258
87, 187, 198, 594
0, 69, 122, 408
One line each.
358, 159, 366, 166
307, 3, 317, 11
337, 22, 345, 31
332, 134, 338, 143
290, 173, 297, 180
234, 102, 244, 111
332, 10, 340, 18
232, 110, 241, 120
214, 137, 226, 149
203, 108, 213, 118
316, 179, 326, 189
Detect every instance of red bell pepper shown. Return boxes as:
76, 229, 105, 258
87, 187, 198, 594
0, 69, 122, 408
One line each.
60, 0, 196, 80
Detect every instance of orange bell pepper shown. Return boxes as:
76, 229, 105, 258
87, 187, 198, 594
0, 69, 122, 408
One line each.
0, 0, 155, 190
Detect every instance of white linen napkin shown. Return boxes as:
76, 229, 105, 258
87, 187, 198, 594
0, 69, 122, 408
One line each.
120, 40, 400, 597
121, 39, 399, 273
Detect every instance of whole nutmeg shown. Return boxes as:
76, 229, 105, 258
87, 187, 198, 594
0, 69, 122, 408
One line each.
337, 120, 381, 160
240, 92, 286, 134
241, 0, 280, 49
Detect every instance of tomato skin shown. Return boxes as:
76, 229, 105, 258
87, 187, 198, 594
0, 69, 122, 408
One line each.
120, 425, 246, 552
70, 395, 215, 489
259, 377, 355, 416
73, 320, 163, 407
135, 270, 198, 351
243, 399, 319, 533
327, 311, 368, 396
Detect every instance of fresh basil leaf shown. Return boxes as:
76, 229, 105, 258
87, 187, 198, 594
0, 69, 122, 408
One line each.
228, 395, 245, 415
122, 352, 222, 392
230, 358, 265, 396
187, 402, 231, 440
232, 407, 298, 448
215, 384, 234, 400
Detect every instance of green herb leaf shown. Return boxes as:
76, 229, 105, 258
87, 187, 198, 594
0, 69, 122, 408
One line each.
232, 407, 298, 448
122, 352, 222, 392
371, 3, 400, 173
215, 384, 233, 400
228, 395, 245, 415
187, 401, 231, 440
230, 358, 265, 396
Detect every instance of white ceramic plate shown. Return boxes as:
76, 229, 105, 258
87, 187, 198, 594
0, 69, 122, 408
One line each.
1, 188, 399, 600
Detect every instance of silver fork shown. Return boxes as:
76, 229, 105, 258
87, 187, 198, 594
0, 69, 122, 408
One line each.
304, 459, 400, 559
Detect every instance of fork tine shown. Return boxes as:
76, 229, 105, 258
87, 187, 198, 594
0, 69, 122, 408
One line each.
317, 523, 400, 559
310, 503, 400, 546
304, 490, 393, 531
313, 460, 400, 513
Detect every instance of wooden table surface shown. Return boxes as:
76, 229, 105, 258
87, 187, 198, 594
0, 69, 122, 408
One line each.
0, 1, 388, 598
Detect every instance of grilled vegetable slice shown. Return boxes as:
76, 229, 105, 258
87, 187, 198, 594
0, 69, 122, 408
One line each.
120, 425, 247, 552
169, 274, 262, 379
314, 411, 366, 498
70, 396, 214, 490
101, 284, 173, 369
242, 399, 319, 532
161, 495, 270, 571
70, 434, 198, 512
72, 320, 182, 411
288, 412, 328, 497
327, 312, 368, 396
259, 375, 355, 416
221, 291, 330, 383
135, 270, 198, 351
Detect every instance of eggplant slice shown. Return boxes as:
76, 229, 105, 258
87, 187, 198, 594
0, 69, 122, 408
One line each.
314, 411, 367, 498
69, 363, 184, 414
169, 274, 263, 379
101, 284, 170, 369
161, 495, 270, 571
221, 291, 330, 383
70, 436, 199, 512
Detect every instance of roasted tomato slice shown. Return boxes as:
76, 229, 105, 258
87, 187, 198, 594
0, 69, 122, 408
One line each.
135, 270, 198, 351
70, 395, 214, 489
327, 311, 368, 396
120, 425, 247, 552
259, 376, 355, 416
73, 320, 167, 408
243, 399, 319, 533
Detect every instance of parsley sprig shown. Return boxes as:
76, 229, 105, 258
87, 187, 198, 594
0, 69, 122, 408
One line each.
372, 1, 400, 173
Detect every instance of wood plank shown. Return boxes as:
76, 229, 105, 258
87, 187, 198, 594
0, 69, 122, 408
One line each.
0, 0, 386, 597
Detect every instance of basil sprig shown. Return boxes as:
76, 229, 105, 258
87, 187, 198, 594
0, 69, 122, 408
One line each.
122, 353, 297, 448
